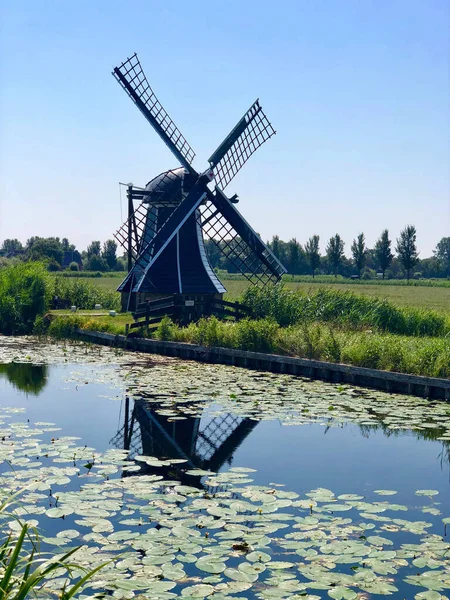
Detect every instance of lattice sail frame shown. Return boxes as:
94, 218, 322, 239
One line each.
114, 170, 188, 259
209, 100, 276, 190
197, 200, 284, 285
195, 413, 247, 463
113, 54, 196, 170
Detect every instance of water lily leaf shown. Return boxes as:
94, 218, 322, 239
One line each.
195, 557, 227, 574
181, 583, 215, 597
328, 588, 358, 599
246, 551, 272, 563
46, 507, 74, 518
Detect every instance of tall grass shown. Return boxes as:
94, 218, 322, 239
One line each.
0, 263, 51, 335
242, 285, 450, 337
46, 315, 124, 338
53, 277, 120, 311
161, 316, 450, 378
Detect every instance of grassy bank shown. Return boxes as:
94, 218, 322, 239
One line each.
47, 314, 450, 379
44, 286, 450, 378
2, 263, 448, 379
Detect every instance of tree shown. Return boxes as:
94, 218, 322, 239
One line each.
351, 233, 366, 278
26, 237, 64, 266
434, 237, 450, 277
286, 238, 301, 274
374, 229, 393, 279
102, 239, 118, 270
1, 239, 23, 255
396, 225, 419, 281
326, 234, 345, 277
87, 241, 101, 258
271, 235, 281, 258
86, 254, 109, 272
304, 235, 320, 277
61, 237, 75, 252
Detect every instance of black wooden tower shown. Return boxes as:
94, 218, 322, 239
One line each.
113, 54, 286, 312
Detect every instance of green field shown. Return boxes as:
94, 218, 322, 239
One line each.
91, 276, 450, 313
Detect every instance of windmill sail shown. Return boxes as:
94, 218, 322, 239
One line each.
113, 54, 197, 173
199, 189, 286, 284
114, 200, 147, 259
208, 100, 275, 190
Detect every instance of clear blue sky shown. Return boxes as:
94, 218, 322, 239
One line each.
0, 0, 448, 256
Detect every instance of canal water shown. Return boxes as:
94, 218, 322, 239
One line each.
1, 361, 449, 599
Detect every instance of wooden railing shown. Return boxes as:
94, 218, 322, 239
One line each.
128, 295, 252, 335
129, 296, 176, 332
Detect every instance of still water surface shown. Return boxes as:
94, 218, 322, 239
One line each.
1, 362, 449, 598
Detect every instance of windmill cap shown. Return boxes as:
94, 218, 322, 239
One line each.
143, 167, 190, 204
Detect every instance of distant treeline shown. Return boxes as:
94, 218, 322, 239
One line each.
0, 237, 125, 273
1, 229, 449, 281
205, 229, 450, 281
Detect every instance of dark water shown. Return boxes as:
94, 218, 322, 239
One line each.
1, 362, 449, 598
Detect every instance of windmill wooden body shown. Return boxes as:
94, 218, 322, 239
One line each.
113, 54, 286, 313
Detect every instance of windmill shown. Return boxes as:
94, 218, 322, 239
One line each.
113, 53, 286, 314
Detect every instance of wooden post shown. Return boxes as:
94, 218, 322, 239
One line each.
127, 185, 133, 274
124, 396, 130, 450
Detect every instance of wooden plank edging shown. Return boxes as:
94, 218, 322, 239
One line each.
74, 329, 450, 401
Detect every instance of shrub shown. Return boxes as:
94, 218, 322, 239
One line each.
69, 261, 79, 271
46, 258, 61, 271
154, 316, 174, 341
0, 262, 51, 335
47, 315, 123, 338
47, 315, 84, 338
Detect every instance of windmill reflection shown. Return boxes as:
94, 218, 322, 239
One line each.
110, 397, 257, 475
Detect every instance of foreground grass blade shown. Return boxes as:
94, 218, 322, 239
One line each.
0, 524, 28, 596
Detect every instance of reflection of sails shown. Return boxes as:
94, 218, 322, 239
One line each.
110, 398, 257, 472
